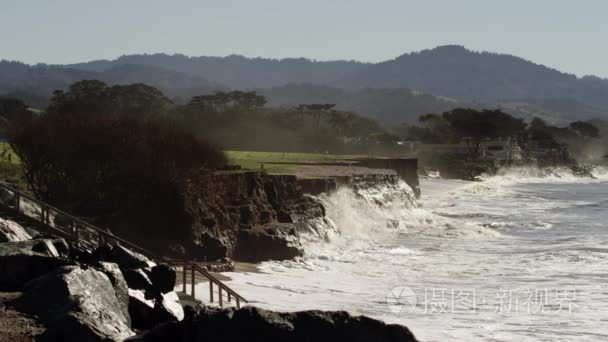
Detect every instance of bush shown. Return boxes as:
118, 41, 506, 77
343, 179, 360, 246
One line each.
8, 112, 227, 247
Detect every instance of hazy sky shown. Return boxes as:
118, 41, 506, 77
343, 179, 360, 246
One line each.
2, 0, 607, 77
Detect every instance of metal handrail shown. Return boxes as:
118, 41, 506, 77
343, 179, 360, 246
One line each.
0, 181, 247, 308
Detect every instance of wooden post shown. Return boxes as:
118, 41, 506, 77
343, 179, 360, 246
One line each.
209, 281, 214, 302
236, 297, 240, 309
182, 263, 187, 293
191, 265, 195, 299
219, 287, 223, 307
228, 293, 231, 302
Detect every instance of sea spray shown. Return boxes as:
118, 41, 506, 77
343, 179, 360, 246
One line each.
298, 176, 500, 259
222, 174, 608, 342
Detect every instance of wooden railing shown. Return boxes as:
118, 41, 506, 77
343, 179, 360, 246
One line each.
168, 260, 247, 308
0, 181, 247, 308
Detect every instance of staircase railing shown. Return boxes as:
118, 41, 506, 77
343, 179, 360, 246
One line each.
167, 260, 247, 308
0, 181, 247, 308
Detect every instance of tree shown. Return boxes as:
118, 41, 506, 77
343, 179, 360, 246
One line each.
296, 103, 336, 134
441, 108, 526, 155
8, 112, 226, 249
48, 80, 172, 118
569, 121, 599, 139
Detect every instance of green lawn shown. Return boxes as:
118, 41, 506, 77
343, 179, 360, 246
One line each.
225, 150, 365, 174
0, 142, 28, 191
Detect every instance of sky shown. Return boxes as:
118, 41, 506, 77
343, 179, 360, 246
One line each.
1, 0, 607, 78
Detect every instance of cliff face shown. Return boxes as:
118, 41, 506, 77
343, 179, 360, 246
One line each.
179, 172, 325, 262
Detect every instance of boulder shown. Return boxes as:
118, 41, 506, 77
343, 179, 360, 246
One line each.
109, 245, 156, 269
0, 240, 74, 290
149, 264, 176, 294
97, 262, 131, 325
53, 212, 74, 229
18, 266, 134, 341
0, 217, 32, 242
51, 238, 71, 258
0, 187, 16, 206
128, 289, 156, 330
31, 239, 60, 257
123, 268, 153, 291
129, 306, 418, 342
235, 226, 303, 262
154, 291, 184, 323
128, 289, 184, 330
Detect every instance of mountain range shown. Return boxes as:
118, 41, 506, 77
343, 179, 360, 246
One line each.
2, 45, 608, 125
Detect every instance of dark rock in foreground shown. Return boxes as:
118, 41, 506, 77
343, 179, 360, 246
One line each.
128, 289, 184, 330
0, 218, 32, 243
0, 240, 74, 290
97, 261, 132, 326
149, 264, 177, 294
18, 265, 134, 341
130, 305, 418, 342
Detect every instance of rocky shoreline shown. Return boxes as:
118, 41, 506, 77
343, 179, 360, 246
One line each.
0, 231, 419, 341
0, 162, 421, 341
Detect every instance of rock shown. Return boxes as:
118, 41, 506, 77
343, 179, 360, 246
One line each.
128, 289, 184, 330
277, 210, 294, 223
153, 291, 184, 323
123, 268, 153, 291
97, 262, 131, 325
128, 289, 156, 330
53, 212, 74, 229
129, 306, 418, 342
0, 217, 32, 242
18, 266, 133, 341
87, 244, 156, 270
0, 187, 16, 207
235, 226, 303, 262
205, 258, 235, 272
109, 245, 156, 269
149, 264, 176, 294
0, 240, 74, 290
31, 239, 60, 257
51, 238, 71, 258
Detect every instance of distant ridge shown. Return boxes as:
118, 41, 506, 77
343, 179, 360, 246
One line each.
334, 45, 608, 110
65, 53, 367, 89
2, 45, 608, 123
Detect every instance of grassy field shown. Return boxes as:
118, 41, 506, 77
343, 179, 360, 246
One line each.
225, 150, 366, 174
0, 142, 28, 191
0, 145, 365, 188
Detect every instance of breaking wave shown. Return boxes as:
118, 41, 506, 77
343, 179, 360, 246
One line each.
483, 165, 608, 184
298, 177, 501, 260
458, 165, 608, 196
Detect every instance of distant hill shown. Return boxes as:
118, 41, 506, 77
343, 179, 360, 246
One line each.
0, 61, 222, 106
3, 45, 608, 124
67, 54, 367, 89
335, 45, 608, 111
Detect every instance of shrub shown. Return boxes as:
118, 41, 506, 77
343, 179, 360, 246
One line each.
8, 112, 227, 247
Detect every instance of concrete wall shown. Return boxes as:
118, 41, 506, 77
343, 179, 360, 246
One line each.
359, 158, 420, 198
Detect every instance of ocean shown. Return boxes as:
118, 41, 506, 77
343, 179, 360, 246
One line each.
216, 167, 608, 341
